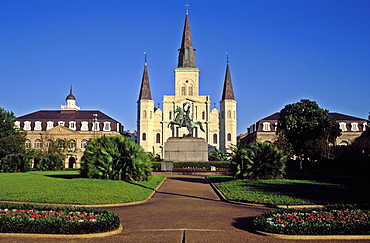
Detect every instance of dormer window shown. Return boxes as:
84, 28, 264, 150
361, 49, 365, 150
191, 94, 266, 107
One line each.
46, 121, 54, 130
81, 121, 89, 131
58, 121, 65, 126
14, 121, 20, 129
339, 122, 347, 131
34, 121, 42, 130
24, 121, 31, 131
351, 122, 359, 131
262, 122, 271, 131
103, 121, 111, 131
69, 121, 76, 130
92, 122, 100, 131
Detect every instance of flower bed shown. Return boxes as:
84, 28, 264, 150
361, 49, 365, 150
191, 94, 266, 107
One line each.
0, 203, 120, 234
254, 204, 370, 235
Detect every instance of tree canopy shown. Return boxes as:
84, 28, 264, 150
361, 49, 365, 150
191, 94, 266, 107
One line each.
0, 108, 26, 159
277, 99, 341, 166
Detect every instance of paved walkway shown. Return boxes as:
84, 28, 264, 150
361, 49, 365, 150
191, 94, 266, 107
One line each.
0, 174, 368, 242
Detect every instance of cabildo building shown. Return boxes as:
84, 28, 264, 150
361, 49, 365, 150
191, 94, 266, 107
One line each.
16, 88, 124, 168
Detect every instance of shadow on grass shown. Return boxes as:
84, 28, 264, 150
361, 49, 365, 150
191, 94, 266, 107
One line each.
44, 174, 82, 179
236, 180, 370, 204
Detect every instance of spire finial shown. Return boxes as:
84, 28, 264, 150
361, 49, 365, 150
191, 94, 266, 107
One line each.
185, 3, 190, 15
143, 51, 147, 66
226, 52, 229, 64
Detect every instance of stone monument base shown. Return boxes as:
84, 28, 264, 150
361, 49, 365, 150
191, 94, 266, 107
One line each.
164, 137, 208, 162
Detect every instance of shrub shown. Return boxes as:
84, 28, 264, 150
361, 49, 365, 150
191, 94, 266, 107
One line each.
254, 204, 370, 235
35, 154, 64, 171
80, 135, 152, 181
0, 203, 120, 234
0, 153, 30, 173
231, 142, 286, 179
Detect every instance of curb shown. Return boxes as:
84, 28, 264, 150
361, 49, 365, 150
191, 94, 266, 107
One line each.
256, 230, 370, 240
0, 224, 123, 239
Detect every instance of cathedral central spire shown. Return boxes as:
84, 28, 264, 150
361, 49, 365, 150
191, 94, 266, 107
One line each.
177, 11, 196, 68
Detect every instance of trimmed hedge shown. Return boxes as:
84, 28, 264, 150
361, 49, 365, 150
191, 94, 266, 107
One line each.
173, 161, 231, 169
0, 203, 120, 234
254, 204, 370, 235
151, 161, 233, 172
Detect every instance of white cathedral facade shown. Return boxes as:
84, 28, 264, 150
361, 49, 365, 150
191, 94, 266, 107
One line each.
137, 12, 237, 158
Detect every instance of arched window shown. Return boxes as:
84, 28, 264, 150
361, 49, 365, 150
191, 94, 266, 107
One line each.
46, 140, 53, 151
188, 86, 193, 96
181, 86, 186, 96
339, 141, 348, 146
227, 110, 231, 119
34, 139, 42, 149
68, 140, 76, 152
202, 111, 205, 120
169, 111, 172, 120
227, 133, 232, 142
156, 133, 161, 143
81, 140, 88, 152
25, 139, 31, 149
143, 110, 147, 119
213, 134, 218, 144
150, 111, 153, 119
142, 133, 146, 141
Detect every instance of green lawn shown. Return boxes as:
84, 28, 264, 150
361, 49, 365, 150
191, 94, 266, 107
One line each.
209, 172, 370, 205
0, 171, 165, 205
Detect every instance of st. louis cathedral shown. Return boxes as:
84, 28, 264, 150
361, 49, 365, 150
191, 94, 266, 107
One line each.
137, 11, 237, 158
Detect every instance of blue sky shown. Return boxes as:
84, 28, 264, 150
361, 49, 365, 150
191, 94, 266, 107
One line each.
1, 0, 369, 135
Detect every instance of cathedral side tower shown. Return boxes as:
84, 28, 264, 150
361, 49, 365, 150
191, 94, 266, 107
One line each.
137, 60, 155, 149
219, 60, 237, 151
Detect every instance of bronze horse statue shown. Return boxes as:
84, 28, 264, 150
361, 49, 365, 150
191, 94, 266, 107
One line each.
168, 104, 205, 137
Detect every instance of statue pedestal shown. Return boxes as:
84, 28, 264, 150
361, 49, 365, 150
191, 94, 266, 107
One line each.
164, 137, 208, 162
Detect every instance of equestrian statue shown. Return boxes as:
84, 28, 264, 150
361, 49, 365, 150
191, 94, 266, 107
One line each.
168, 102, 205, 137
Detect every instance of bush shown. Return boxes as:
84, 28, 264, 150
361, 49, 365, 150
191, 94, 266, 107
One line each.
0, 153, 30, 173
254, 204, 370, 235
35, 154, 64, 171
231, 142, 286, 179
0, 203, 120, 234
80, 135, 152, 181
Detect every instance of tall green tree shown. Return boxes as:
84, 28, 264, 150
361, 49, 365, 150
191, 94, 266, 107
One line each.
231, 142, 286, 180
277, 99, 341, 169
80, 135, 152, 181
0, 108, 26, 160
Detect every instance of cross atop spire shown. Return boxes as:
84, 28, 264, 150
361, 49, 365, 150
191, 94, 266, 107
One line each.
143, 51, 147, 66
185, 3, 190, 15
138, 53, 152, 101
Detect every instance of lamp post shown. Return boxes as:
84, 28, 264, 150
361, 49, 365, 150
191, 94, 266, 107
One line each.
92, 114, 98, 138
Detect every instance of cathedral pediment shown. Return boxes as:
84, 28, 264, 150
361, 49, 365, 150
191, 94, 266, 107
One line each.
48, 125, 78, 135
